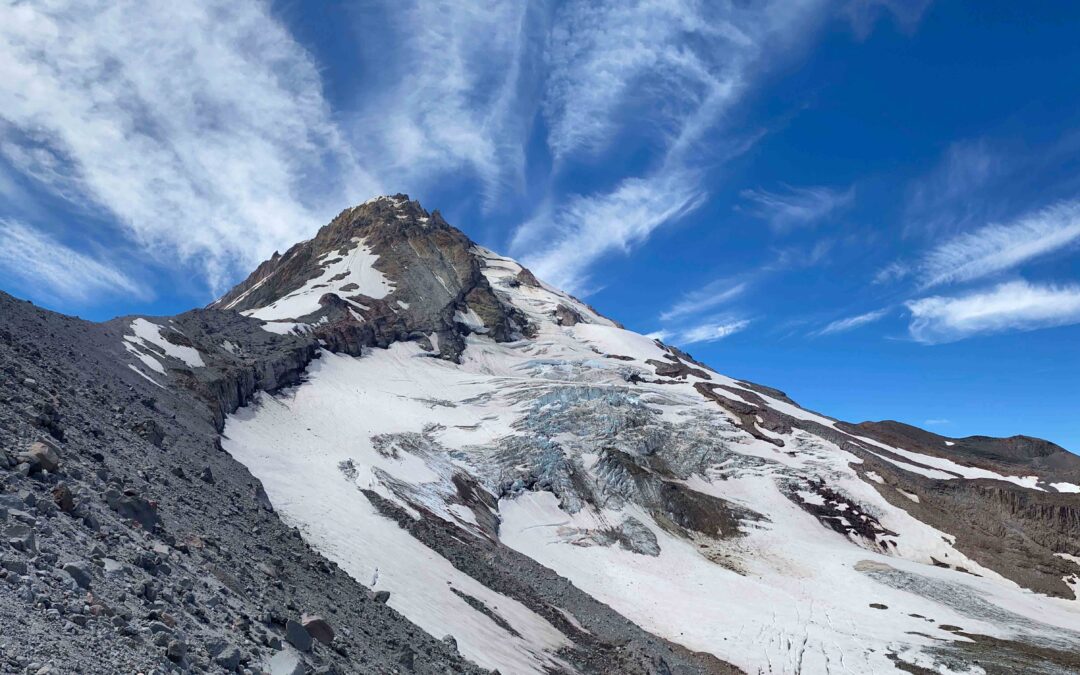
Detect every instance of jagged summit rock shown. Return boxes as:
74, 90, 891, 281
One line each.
211, 193, 577, 360
1, 196, 1078, 674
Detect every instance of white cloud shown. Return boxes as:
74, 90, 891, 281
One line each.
679, 318, 751, 344
906, 279, 1080, 344
739, 184, 855, 231
512, 169, 707, 293
347, 1, 532, 208
660, 280, 748, 322
904, 139, 1002, 236
0, 219, 146, 302
923, 418, 950, 426
513, 0, 825, 294
542, 0, 757, 160
814, 308, 889, 336
873, 260, 910, 285
917, 200, 1080, 289
0, 1, 376, 292
648, 315, 751, 346
844, 0, 934, 39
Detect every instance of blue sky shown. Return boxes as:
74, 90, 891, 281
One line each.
1, 1, 1079, 451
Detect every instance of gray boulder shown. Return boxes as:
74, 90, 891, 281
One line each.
62, 562, 92, 589
284, 619, 312, 652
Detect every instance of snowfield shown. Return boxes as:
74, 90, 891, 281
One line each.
220, 250, 1080, 674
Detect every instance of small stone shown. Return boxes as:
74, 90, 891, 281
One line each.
148, 620, 172, 634
199, 466, 215, 484
372, 590, 390, 604
6, 524, 36, 553
284, 619, 312, 652
1, 558, 28, 576
62, 562, 92, 589
166, 638, 187, 662
214, 645, 242, 671
51, 484, 75, 513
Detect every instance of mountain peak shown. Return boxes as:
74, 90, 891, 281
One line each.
210, 196, 612, 361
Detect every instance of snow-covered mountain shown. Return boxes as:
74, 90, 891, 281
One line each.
4, 195, 1077, 674
203, 195, 1080, 673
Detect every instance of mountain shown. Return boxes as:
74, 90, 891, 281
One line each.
1, 195, 1078, 674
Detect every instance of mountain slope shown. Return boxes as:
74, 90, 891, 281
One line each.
3, 195, 1079, 674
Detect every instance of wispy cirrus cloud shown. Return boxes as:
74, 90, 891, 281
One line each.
542, 0, 753, 160
512, 0, 827, 294
652, 317, 751, 346
916, 199, 1080, 289
0, 219, 147, 302
739, 184, 855, 231
906, 279, 1080, 344
681, 318, 752, 344
844, 0, 934, 39
904, 139, 1003, 236
813, 308, 889, 336
347, 1, 534, 208
660, 280, 748, 322
514, 169, 708, 293
0, 1, 376, 292
873, 260, 910, 285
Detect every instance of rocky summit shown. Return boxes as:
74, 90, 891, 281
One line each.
1, 195, 1078, 674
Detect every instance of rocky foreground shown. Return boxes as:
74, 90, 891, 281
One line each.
1, 195, 1079, 674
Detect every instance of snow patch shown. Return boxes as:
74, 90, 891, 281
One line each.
245, 238, 393, 321
125, 318, 205, 368
898, 489, 921, 504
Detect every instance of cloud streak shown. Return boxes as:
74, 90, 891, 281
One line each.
348, 1, 533, 208
740, 184, 855, 231
0, 1, 376, 292
660, 280, 748, 322
814, 308, 889, 336
917, 200, 1080, 289
906, 279, 1080, 344
514, 170, 707, 293
511, 0, 826, 294
680, 318, 751, 344
0, 219, 146, 302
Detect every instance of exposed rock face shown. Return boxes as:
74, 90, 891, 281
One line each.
2, 195, 1078, 674
846, 419, 1080, 483
211, 194, 531, 362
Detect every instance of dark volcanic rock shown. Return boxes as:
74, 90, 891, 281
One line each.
210, 195, 532, 362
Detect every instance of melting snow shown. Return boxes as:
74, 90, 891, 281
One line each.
124, 318, 205, 369
246, 238, 392, 321
126, 364, 164, 388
